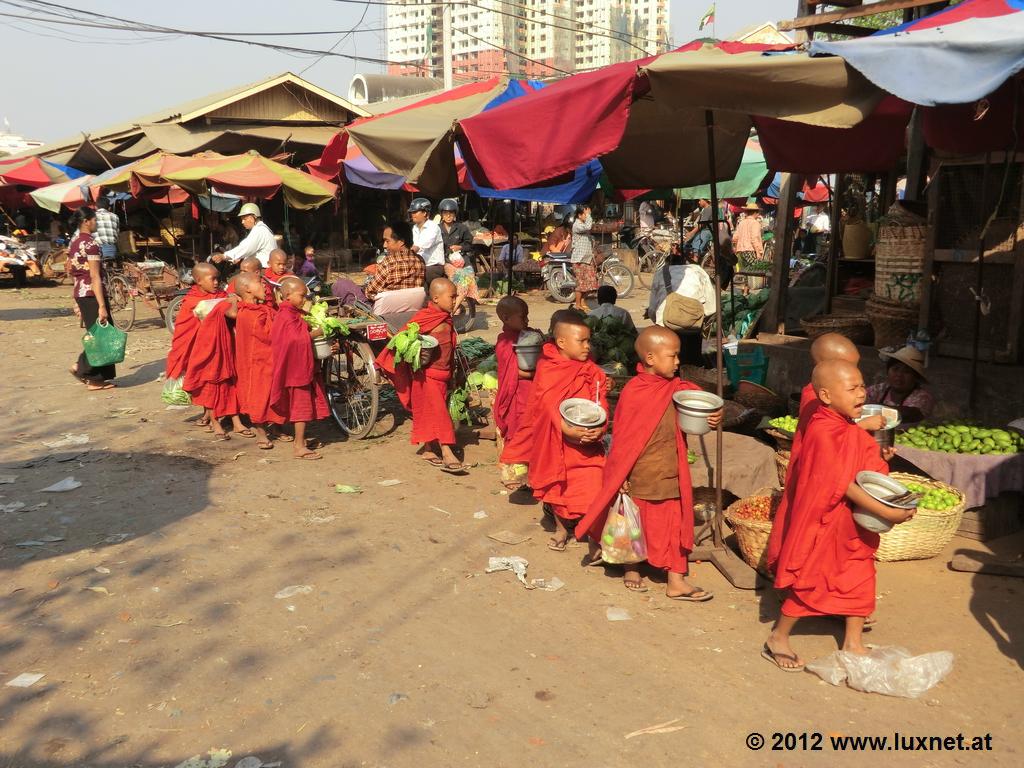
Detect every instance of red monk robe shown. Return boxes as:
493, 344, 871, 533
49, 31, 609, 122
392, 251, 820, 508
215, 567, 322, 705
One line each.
166, 286, 225, 379
182, 297, 239, 418
269, 302, 328, 422
576, 368, 701, 573
773, 406, 888, 618
235, 302, 285, 425
766, 382, 821, 570
524, 342, 609, 520
262, 267, 294, 308
494, 327, 537, 440
376, 304, 457, 445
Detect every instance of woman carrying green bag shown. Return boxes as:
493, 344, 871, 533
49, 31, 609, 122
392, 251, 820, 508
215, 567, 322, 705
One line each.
68, 206, 117, 390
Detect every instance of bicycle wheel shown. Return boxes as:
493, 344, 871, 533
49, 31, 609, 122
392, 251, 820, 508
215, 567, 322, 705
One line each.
634, 240, 657, 289
324, 339, 379, 439
164, 294, 185, 335
106, 275, 136, 332
601, 263, 634, 299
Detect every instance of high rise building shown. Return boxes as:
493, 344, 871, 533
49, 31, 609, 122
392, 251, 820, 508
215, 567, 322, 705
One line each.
384, 0, 671, 81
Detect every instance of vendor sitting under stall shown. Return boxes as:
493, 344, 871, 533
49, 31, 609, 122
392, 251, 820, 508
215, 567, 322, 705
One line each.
866, 346, 934, 425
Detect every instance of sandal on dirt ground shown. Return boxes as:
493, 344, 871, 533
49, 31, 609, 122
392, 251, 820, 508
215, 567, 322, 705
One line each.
212, 433, 230, 442
547, 539, 568, 552
581, 553, 605, 567
666, 587, 713, 602
195, 416, 212, 428
761, 643, 805, 673
86, 382, 116, 391
294, 451, 322, 461
234, 428, 256, 438
440, 462, 469, 475
624, 578, 649, 593
421, 455, 443, 466
256, 440, 274, 450
273, 433, 294, 442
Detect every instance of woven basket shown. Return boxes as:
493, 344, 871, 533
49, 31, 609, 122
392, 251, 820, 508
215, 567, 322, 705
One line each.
875, 203, 927, 307
725, 493, 779, 575
800, 314, 874, 345
765, 427, 794, 452
722, 400, 760, 432
774, 450, 790, 486
733, 381, 785, 415
692, 486, 739, 523
680, 364, 727, 394
875, 472, 967, 562
866, 295, 919, 350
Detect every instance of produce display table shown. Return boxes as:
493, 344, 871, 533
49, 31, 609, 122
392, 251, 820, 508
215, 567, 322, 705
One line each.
894, 446, 1024, 510
688, 432, 780, 499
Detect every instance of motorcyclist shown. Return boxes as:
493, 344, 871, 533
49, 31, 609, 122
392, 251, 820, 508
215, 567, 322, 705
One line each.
408, 197, 445, 287
438, 198, 474, 259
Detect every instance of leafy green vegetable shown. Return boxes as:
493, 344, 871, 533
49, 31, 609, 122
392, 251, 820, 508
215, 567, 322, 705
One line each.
304, 299, 350, 338
585, 315, 638, 368
476, 355, 497, 373
458, 337, 495, 360
161, 376, 192, 405
386, 322, 424, 371
448, 386, 472, 425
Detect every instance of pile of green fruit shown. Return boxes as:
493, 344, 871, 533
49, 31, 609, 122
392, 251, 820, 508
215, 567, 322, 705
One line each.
904, 482, 960, 511
896, 424, 1022, 455
768, 415, 799, 434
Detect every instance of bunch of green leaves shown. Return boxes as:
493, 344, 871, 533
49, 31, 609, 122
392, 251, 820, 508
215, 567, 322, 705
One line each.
458, 337, 495, 361
584, 315, 638, 368
448, 385, 472, 425
386, 322, 424, 371
160, 375, 192, 406
304, 299, 350, 338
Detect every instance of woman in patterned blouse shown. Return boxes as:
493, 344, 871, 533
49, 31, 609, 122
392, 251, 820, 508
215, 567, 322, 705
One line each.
67, 207, 116, 390
570, 205, 597, 311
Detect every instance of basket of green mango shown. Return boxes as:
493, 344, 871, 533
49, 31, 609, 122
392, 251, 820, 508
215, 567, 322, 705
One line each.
875, 472, 967, 562
896, 424, 1022, 456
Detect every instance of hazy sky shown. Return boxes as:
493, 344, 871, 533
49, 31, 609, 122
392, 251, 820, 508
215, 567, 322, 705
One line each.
2, 0, 797, 143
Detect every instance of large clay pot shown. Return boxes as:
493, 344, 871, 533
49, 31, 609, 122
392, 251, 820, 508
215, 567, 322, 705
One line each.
842, 220, 873, 260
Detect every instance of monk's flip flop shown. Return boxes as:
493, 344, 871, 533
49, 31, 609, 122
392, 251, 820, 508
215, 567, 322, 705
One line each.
294, 451, 322, 461
440, 462, 469, 475
256, 441, 274, 450
235, 429, 256, 439
624, 579, 649, 593
212, 433, 230, 442
761, 643, 805, 673
274, 434, 294, 442
421, 456, 444, 466
582, 554, 605, 567
547, 540, 568, 552
667, 587, 713, 603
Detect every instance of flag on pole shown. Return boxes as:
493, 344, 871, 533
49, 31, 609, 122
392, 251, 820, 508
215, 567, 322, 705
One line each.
698, 4, 715, 31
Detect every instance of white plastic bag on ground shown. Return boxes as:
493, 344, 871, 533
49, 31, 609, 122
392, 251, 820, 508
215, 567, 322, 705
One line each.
806, 646, 953, 698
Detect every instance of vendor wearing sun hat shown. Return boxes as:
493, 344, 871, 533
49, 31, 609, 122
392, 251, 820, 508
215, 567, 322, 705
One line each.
732, 198, 767, 291
866, 345, 934, 424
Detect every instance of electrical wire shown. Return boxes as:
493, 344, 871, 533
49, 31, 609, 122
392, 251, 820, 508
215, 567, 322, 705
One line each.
452, 24, 571, 75
300, 0, 372, 73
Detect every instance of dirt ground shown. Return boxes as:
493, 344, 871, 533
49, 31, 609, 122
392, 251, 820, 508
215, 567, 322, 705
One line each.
1, 279, 1022, 768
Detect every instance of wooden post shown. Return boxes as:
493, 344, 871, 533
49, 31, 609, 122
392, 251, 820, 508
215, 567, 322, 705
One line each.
340, 183, 350, 250
904, 108, 928, 202
763, 173, 802, 334
825, 174, 844, 313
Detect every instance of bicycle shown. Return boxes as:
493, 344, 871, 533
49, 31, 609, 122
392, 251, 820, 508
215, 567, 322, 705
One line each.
101, 262, 136, 332
541, 251, 635, 303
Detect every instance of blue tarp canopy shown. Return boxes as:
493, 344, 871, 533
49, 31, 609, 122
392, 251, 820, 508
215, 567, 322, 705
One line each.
811, 0, 1024, 106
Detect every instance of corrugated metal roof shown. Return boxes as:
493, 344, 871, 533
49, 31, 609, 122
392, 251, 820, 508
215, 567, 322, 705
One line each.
10, 72, 369, 160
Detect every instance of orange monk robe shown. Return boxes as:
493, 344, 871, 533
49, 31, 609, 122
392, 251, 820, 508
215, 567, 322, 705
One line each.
269, 303, 329, 423
575, 367, 701, 573
262, 267, 294, 308
524, 342, 609, 520
166, 286, 224, 379
376, 304, 457, 446
183, 298, 239, 418
773, 406, 889, 618
234, 302, 285, 425
494, 327, 538, 440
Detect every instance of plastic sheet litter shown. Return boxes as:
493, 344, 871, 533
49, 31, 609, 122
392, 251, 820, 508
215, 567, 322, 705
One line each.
42, 434, 90, 449
606, 607, 632, 622
5, 672, 45, 688
274, 585, 313, 599
486, 556, 530, 585
39, 477, 81, 492
806, 646, 954, 698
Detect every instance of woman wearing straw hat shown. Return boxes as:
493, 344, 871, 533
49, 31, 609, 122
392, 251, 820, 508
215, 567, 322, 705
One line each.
732, 199, 767, 293
866, 346, 935, 424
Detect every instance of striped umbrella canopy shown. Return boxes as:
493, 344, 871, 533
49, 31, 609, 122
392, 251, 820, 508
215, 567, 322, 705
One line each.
29, 175, 95, 212
0, 156, 83, 188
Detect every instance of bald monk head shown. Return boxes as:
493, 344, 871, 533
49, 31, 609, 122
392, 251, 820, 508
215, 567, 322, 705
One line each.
551, 311, 591, 363
268, 249, 290, 277
812, 359, 867, 420
811, 332, 860, 366
239, 256, 261, 274
235, 272, 263, 302
429, 277, 457, 314
496, 295, 529, 331
636, 325, 681, 379
192, 262, 220, 294
279, 275, 308, 310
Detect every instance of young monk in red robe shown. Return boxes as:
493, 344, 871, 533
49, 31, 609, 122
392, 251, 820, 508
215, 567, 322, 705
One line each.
494, 296, 538, 489
523, 314, 609, 553
227, 256, 261, 295
763, 360, 914, 672
269, 276, 330, 460
262, 249, 294, 307
231, 273, 285, 450
576, 327, 721, 599
377, 278, 468, 474
766, 333, 884, 573
175, 264, 249, 441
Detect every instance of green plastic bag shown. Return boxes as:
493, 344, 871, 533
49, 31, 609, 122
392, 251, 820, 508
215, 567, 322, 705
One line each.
82, 320, 127, 368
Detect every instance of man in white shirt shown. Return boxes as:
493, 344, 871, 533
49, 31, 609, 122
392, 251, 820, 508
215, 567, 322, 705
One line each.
590, 285, 637, 332
408, 197, 445, 286
638, 200, 658, 230
220, 203, 277, 267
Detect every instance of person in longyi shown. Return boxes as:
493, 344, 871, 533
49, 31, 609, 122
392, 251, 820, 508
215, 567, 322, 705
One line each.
231, 273, 285, 450
269, 277, 331, 460
575, 327, 721, 600
172, 263, 249, 441
763, 360, 914, 672
376, 278, 469, 474
519, 313, 609, 554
